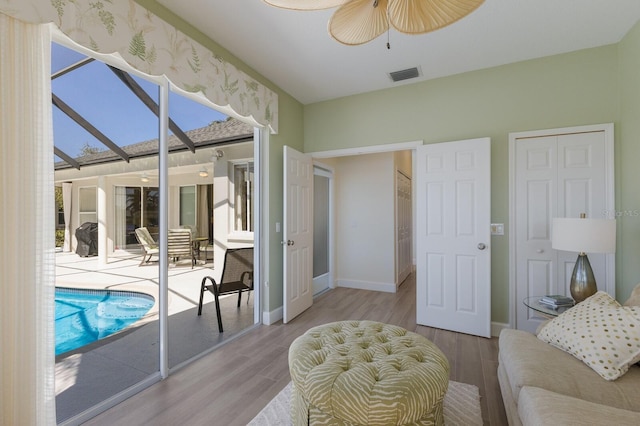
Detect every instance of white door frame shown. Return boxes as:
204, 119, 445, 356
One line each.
312, 162, 335, 294
508, 123, 615, 329
265, 141, 423, 324
310, 140, 424, 160
310, 140, 423, 291
254, 127, 266, 328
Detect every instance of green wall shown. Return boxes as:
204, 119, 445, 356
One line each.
304, 45, 621, 324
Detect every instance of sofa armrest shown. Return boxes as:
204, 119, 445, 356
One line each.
518, 386, 640, 426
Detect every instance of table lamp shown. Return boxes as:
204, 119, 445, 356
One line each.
551, 214, 616, 303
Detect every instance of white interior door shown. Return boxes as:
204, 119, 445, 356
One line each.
416, 138, 491, 338
283, 146, 313, 323
513, 128, 613, 332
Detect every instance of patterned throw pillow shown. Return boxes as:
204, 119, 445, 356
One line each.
537, 291, 640, 380
624, 283, 640, 306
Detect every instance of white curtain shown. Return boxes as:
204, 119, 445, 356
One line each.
0, 12, 56, 425
114, 186, 127, 250
62, 181, 72, 252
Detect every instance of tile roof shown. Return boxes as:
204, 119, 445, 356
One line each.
55, 118, 254, 170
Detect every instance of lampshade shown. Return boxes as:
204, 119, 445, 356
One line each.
552, 218, 616, 254
199, 167, 209, 178
140, 173, 150, 183
264, 0, 485, 46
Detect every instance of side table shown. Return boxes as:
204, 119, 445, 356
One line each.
192, 237, 209, 262
523, 296, 573, 319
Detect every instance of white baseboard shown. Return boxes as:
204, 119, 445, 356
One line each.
337, 279, 397, 293
262, 306, 283, 325
491, 321, 510, 337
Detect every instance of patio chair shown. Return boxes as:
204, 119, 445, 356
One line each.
181, 224, 197, 237
168, 228, 196, 268
197, 247, 254, 332
183, 225, 209, 263
134, 227, 159, 266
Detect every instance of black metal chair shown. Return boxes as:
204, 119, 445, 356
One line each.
197, 247, 253, 332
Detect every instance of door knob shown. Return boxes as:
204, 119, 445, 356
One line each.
287, 240, 294, 246
477, 243, 486, 250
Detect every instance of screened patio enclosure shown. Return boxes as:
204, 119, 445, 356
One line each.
51, 40, 259, 424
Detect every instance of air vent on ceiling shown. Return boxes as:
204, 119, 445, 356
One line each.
388, 67, 421, 83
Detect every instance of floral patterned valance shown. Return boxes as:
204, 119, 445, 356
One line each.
0, 0, 278, 133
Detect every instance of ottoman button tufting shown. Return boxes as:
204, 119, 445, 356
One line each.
289, 320, 450, 426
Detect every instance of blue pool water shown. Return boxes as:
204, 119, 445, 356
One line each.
55, 288, 155, 356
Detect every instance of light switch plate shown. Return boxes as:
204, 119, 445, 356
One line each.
491, 223, 504, 235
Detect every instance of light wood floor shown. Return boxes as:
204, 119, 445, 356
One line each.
85, 274, 508, 425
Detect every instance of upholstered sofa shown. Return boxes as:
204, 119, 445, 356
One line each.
498, 286, 640, 426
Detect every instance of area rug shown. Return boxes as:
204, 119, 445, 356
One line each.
248, 380, 483, 425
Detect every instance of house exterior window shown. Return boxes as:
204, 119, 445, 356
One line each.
55, 186, 65, 230
57, 208, 65, 229
114, 185, 159, 249
179, 185, 196, 227
142, 187, 159, 233
233, 161, 254, 233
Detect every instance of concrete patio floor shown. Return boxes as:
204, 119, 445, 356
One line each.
54, 250, 256, 423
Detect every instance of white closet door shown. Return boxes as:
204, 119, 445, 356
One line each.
514, 130, 610, 332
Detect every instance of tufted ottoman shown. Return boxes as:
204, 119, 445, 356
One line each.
288, 320, 450, 426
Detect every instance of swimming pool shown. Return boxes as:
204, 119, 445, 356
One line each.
55, 287, 155, 356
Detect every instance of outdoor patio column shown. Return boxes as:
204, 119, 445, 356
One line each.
98, 175, 108, 265
213, 156, 229, 279
62, 181, 72, 252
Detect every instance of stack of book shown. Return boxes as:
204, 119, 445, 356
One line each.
539, 295, 575, 309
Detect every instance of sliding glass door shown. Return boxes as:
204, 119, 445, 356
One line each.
165, 91, 258, 370
52, 42, 162, 424
114, 186, 159, 250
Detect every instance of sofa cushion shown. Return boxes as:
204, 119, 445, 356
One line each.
497, 362, 523, 426
518, 386, 640, 426
499, 329, 640, 412
537, 292, 640, 380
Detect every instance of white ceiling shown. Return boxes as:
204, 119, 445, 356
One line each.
157, 0, 640, 105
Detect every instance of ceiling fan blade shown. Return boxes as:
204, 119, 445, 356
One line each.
328, 0, 389, 45
388, 0, 485, 34
263, 0, 350, 10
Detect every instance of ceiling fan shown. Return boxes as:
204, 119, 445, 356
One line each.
263, 0, 485, 46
